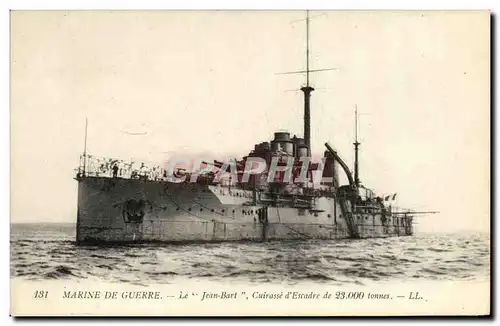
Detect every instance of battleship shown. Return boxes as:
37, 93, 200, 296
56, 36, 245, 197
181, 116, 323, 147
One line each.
73, 13, 435, 245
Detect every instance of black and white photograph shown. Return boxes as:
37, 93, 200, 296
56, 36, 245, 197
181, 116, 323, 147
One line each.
9, 10, 490, 316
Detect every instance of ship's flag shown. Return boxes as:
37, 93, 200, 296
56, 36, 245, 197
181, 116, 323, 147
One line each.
384, 193, 397, 201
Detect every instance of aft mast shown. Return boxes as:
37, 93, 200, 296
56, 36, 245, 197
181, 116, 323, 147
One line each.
353, 106, 360, 186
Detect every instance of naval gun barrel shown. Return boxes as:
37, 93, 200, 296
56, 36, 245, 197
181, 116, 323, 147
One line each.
202, 160, 245, 172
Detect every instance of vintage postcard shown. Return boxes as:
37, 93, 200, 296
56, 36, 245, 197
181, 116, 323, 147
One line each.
10, 10, 490, 316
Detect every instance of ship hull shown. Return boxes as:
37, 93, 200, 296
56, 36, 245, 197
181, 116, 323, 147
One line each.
76, 177, 413, 244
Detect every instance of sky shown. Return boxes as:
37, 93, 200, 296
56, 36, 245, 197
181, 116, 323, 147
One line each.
10, 10, 490, 232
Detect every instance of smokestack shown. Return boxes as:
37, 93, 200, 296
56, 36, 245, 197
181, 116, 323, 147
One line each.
301, 85, 314, 156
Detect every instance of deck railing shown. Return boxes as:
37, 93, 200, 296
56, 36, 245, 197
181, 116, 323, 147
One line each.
74, 154, 168, 181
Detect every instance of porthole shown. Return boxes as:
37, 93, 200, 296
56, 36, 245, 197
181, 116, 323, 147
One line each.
327, 214, 331, 218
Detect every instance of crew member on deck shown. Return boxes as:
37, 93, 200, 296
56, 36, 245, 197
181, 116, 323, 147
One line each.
112, 164, 119, 178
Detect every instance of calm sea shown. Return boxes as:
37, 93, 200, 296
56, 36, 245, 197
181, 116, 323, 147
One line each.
10, 223, 490, 287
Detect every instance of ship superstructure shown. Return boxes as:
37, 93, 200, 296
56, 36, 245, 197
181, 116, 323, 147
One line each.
73, 12, 431, 244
